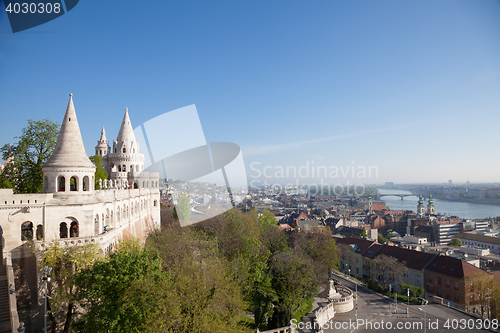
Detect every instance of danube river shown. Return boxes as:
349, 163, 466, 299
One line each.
377, 189, 500, 220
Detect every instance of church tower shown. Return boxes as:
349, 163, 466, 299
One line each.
427, 193, 435, 215
417, 193, 425, 215
368, 195, 373, 215
42, 94, 96, 193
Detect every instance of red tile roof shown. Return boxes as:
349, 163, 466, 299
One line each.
334, 237, 377, 255
425, 255, 488, 279
372, 204, 386, 211
373, 246, 436, 271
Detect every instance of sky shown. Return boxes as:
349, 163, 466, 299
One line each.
0, 0, 499, 187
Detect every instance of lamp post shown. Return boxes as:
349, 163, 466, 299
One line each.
355, 283, 358, 321
488, 288, 491, 319
418, 307, 426, 333
42, 266, 52, 333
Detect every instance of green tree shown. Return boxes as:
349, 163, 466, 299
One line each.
89, 155, 108, 190
399, 281, 424, 298
31, 240, 100, 333
176, 191, 191, 223
361, 227, 368, 239
74, 241, 166, 333
448, 238, 463, 247
1, 119, 59, 193
378, 233, 389, 244
146, 227, 247, 332
268, 252, 317, 329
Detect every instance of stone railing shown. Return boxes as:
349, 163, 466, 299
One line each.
329, 285, 354, 304
314, 302, 335, 329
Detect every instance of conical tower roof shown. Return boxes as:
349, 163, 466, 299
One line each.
43, 94, 95, 169
100, 126, 107, 141
116, 108, 136, 144
97, 125, 108, 145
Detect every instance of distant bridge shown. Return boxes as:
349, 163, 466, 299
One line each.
378, 193, 419, 200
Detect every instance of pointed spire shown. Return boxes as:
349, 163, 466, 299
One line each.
99, 125, 107, 142
43, 94, 95, 169
428, 193, 434, 206
116, 107, 136, 145
417, 192, 424, 206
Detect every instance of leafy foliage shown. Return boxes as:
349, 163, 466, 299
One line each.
176, 191, 191, 222
74, 241, 165, 332
448, 238, 462, 247
89, 155, 108, 190
31, 240, 100, 332
1, 119, 59, 193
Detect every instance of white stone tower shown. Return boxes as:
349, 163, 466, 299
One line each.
42, 94, 96, 194
95, 126, 110, 171
106, 108, 146, 188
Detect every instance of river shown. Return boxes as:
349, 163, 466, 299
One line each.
377, 189, 500, 220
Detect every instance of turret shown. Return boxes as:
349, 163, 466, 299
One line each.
95, 126, 110, 157
42, 94, 96, 193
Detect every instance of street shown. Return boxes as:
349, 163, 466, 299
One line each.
314, 274, 498, 333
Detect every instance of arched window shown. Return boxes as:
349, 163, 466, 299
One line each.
83, 176, 90, 191
36, 225, 44, 240
70, 222, 79, 238
123, 148, 126, 153
21, 221, 33, 241
60, 222, 68, 238
130, 165, 133, 173
94, 215, 100, 235
70, 176, 77, 191
118, 165, 122, 172
134, 182, 138, 189
154, 200, 158, 207
58, 176, 65, 192
114, 148, 117, 153
123, 165, 126, 172
100, 149, 102, 155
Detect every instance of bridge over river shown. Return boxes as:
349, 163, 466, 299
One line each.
378, 193, 420, 200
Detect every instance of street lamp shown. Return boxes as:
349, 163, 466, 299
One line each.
418, 307, 426, 333
42, 266, 52, 333
488, 288, 491, 319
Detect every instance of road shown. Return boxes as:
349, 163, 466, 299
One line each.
311, 274, 499, 333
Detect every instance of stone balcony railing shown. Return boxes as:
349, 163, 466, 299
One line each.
36, 227, 122, 254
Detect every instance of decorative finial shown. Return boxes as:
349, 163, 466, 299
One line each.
126, 107, 128, 112
69, 93, 73, 97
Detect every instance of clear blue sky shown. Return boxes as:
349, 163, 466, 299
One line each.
1, 0, 499, 186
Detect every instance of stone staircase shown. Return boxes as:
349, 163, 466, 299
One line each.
0, 261, 11, 333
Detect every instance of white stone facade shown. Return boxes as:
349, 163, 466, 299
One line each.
0, 94, 160, 261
